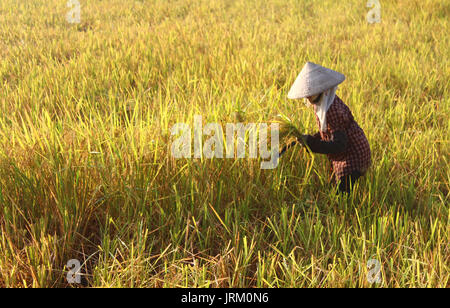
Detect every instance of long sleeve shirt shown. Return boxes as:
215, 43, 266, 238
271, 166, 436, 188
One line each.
304, 95, 371, 181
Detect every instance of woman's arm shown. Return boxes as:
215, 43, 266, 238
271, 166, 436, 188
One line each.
303, 131, 348, 154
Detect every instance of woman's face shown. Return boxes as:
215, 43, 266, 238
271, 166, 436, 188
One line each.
307, 93, 323, 105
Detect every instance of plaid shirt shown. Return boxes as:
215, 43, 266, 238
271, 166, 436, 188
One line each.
313, 95, 371, 181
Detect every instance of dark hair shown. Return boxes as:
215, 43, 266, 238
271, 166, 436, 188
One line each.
312, 93, 323, 104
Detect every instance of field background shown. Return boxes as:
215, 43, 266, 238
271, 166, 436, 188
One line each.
0, 0, 448, 287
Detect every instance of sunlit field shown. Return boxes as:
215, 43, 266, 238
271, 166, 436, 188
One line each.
0, 0, 448, 287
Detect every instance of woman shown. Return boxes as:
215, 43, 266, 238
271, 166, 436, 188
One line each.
288, 62, 371, 194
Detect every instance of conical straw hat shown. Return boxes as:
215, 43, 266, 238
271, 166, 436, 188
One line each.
287, 62, 345, 99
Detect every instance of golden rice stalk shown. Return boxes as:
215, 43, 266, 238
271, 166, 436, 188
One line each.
272, 114, 304, 145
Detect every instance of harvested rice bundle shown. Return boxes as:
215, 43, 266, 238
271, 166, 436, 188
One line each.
272, 114, 306, 156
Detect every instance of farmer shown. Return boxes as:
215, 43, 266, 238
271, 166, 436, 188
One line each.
288, 62, 371, 194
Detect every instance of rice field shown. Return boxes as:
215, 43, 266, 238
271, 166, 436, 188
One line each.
0, 0, 448, 288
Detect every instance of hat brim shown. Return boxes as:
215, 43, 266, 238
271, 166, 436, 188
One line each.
287, 62, 346, 99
